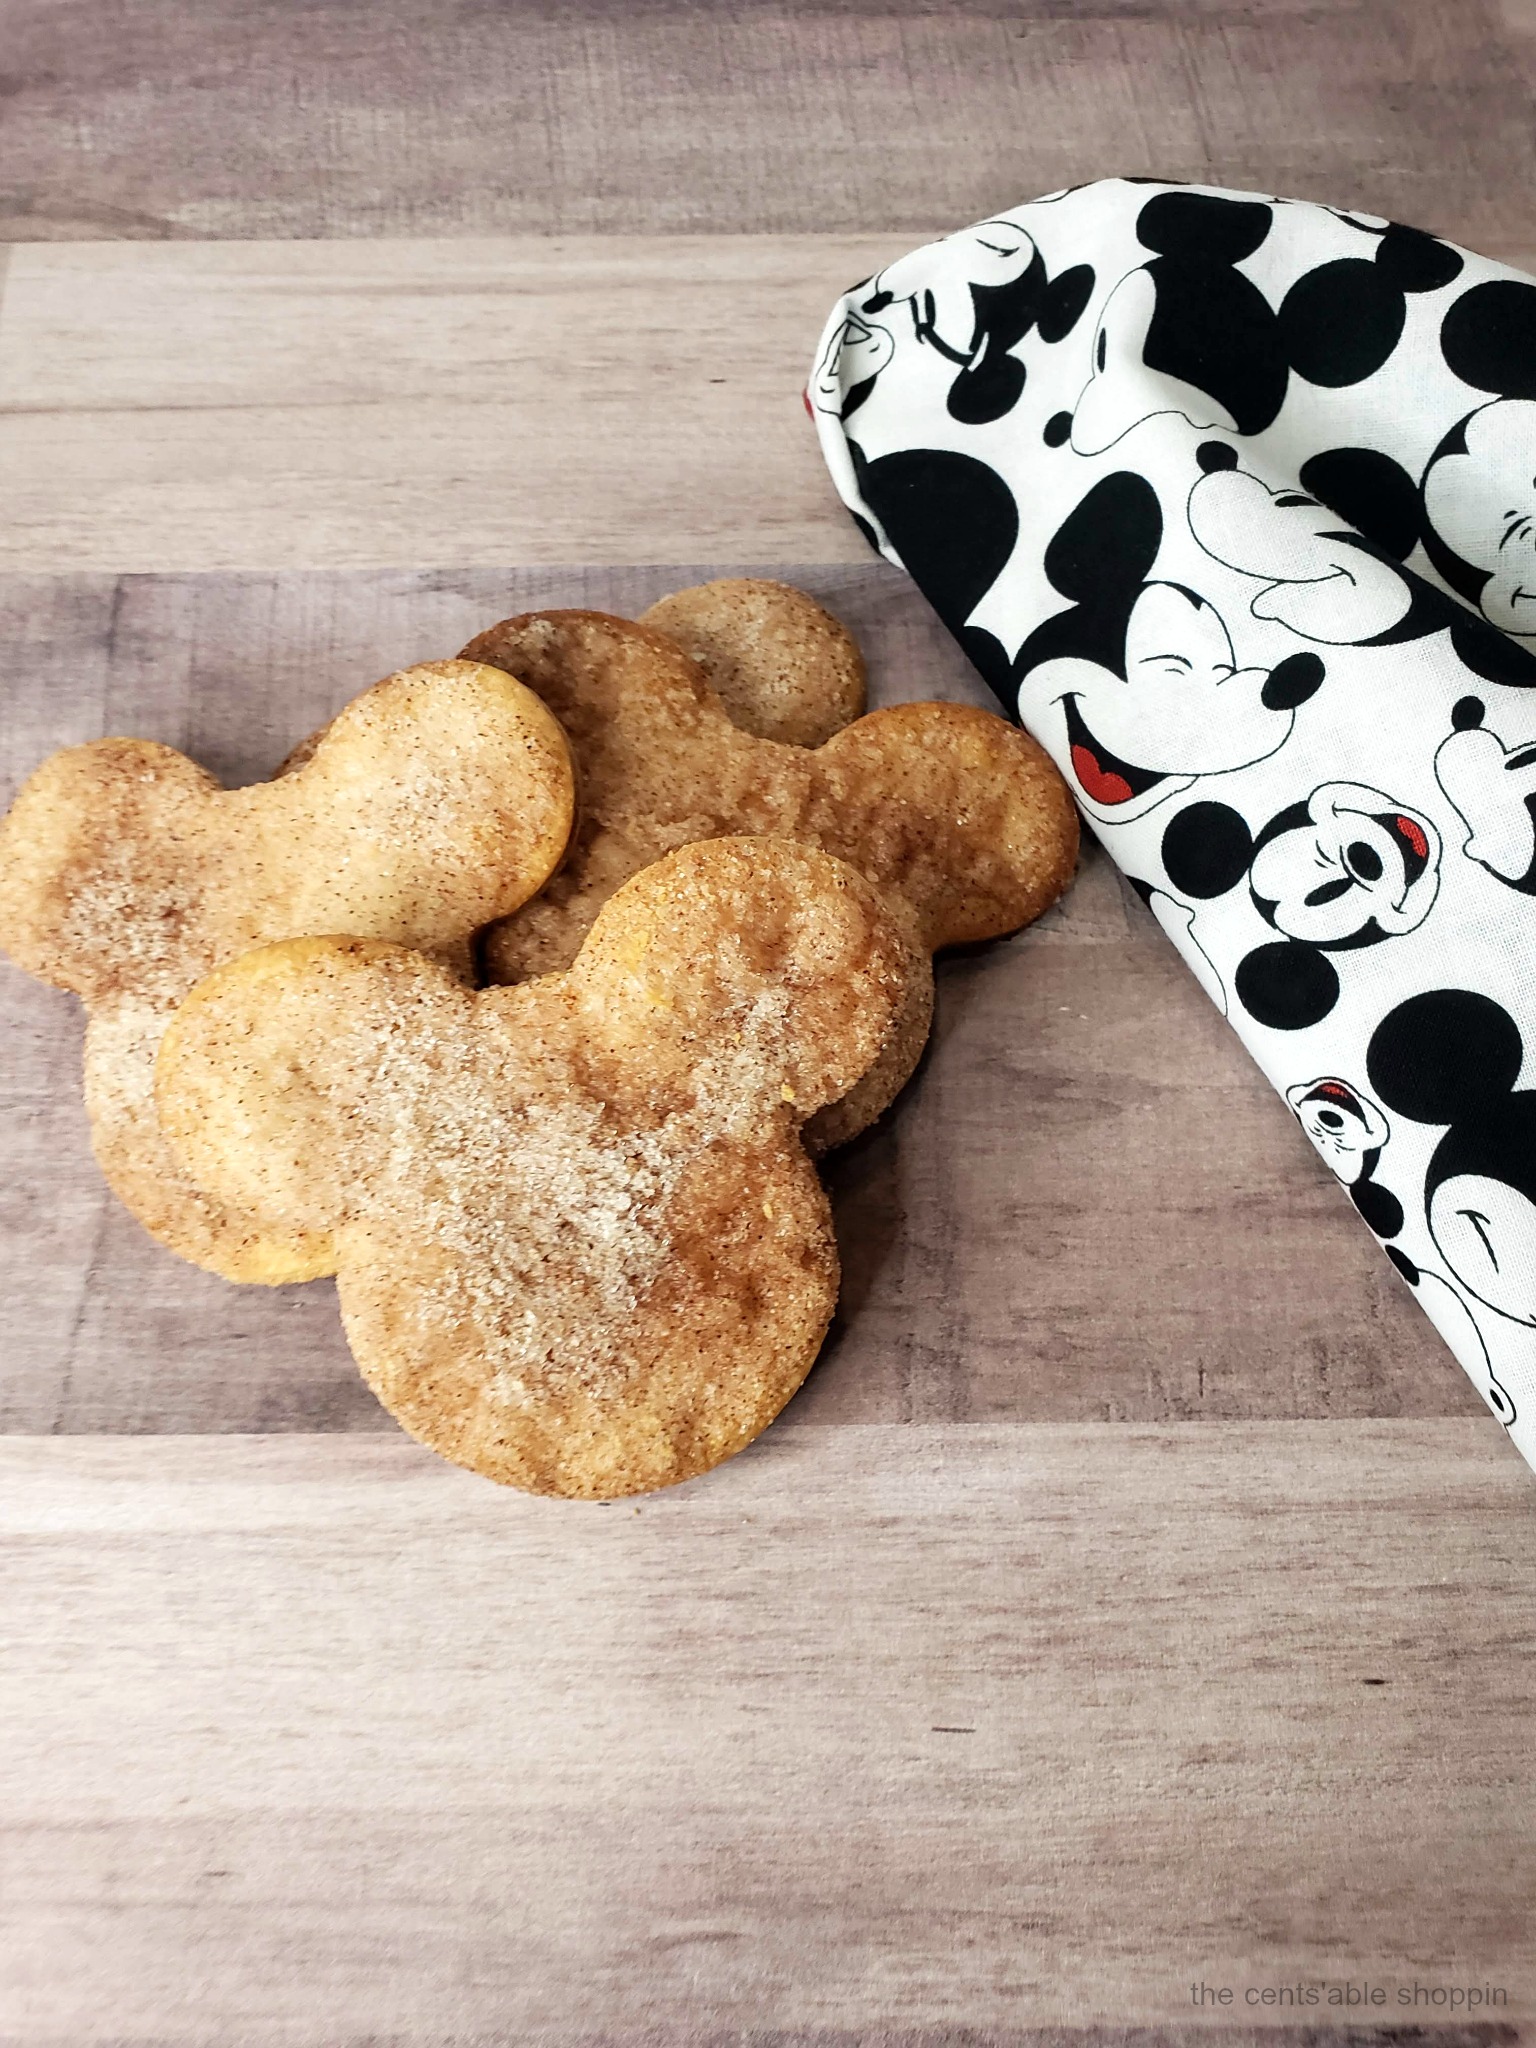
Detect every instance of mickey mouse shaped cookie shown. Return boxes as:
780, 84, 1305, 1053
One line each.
460, 609, 1079, 1149
273, 580, 869, 780
156, 839, 908, 1498
0, 663, 575, 1282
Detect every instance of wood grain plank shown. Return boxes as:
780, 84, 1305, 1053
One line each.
7, 221, 1536, 580
0, 238, 894, 573
0, 1423, 1531, 2043
0, 565, 1481, 1435
0, 1, 1534, 247
0, 562, 999, 819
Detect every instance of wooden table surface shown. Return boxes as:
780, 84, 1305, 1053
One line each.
2, 3, 1535, 2042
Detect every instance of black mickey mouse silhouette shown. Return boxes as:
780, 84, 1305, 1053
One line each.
1061, 191, 1462, 455
1010, 471, 1324, 823
1159, 784, 1441, 1030
813, 218, 1094, 426
1434, 694, 1536, 893
1285, 207, 1465, 375
1368, 989, 1536, 1334
1185, 441, 1536, 684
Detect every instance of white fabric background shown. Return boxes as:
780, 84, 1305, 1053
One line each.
812, 179, 1536, 1467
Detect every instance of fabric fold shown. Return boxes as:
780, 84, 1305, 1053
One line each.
810, 178, 1536, 1466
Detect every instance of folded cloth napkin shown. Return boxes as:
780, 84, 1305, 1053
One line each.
811, 178, 1536, 1466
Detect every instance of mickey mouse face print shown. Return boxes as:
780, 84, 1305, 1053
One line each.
810, 176, 1536, 1469
1410, 280, 1536, 640
1370, 991, 1536, 1328
1434, 697, 1536, 893
1015, 471, 1324, 825
1064, 191, 1462, 458
1247, 786, 1440, 947
1035, 580, 1306, 823
1067, 193, 1286, 454
811, 218, 1095, 428
1186, 448, 1417, 644
1423, 399, 1536, 638
810, 311, 894, 419
1286, 1075, 1390, 1177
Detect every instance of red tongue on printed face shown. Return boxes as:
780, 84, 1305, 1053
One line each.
1395, 814, 1428, 861
1071, 742, 1134, 806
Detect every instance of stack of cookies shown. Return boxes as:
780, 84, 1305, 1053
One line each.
0, 582, 1078, 1498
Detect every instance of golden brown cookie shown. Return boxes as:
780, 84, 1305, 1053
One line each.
156, 838, 908, 1498
459, 609, 1078, 1147
0, 661, 574, 1283
638, 579, 866, 747
271, 578, 864, 778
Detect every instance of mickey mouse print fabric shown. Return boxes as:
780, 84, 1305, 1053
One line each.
810, 179, 1536, 1466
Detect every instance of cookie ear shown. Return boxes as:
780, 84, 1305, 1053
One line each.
1136, 191, 1272, 264
157, 936, 447, 1234
638, 580, 867, 749
0, 738, 217, 1000
1367, 988, 1522, 1124
275, 660, 574, 948
1160, 801, 1253, 899
812, 701, 1079, 952
572, 838, 908, 1120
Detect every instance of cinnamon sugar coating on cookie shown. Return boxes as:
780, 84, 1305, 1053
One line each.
459, 608, 1078, 1146
0, 661, 574, 1282
156, 839, 908, 1498
274, 577, 865, 777
639, 578, 866, 747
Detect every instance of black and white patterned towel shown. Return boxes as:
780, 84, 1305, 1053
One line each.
810, 178, 1536, 1466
